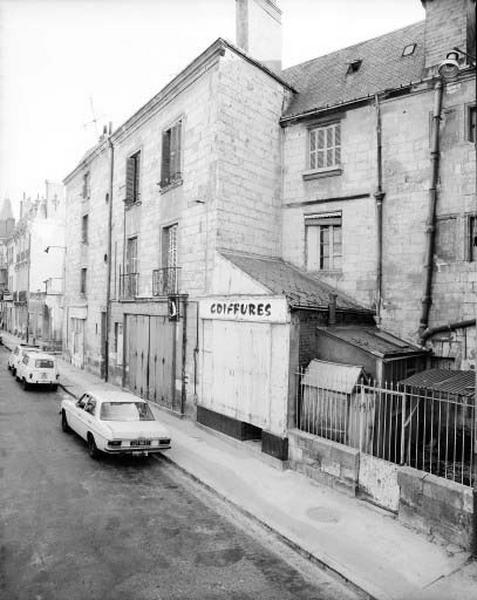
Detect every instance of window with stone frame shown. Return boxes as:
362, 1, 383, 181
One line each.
161, 120, 182, 188
305, 213, 342, 271
308, 122, 341, 171
81, 214, 88, 244
80, 268, 87, 294
82, 172, 90, 200
125, 150, 141, 203
466, 104, 476, 143
465, 214, 477, 262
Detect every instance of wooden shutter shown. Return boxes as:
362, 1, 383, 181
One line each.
126, 156, 135, 202
161, 130, 171, 187
171, 121, 182, 180
133, 151, 140, 202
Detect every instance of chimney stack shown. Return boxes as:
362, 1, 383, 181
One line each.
236, 0, 282, 73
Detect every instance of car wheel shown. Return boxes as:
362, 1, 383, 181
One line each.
61, 411, 71, 433
13, 368, 17, 377
23, 378, 29, 391
87, 434, 99, 459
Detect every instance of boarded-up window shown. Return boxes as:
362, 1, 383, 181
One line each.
308, 122, 341, 170
161, 120, 182, 187
125, 151, 141, 203
436, 217, 457, 262
306, 213, 342, 271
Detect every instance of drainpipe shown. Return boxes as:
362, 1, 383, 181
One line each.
180, 297, 187, 415
105, 123, 114, 381
420, 318, 476, 342
374, 93, 385, 325
419, 79, 444, 341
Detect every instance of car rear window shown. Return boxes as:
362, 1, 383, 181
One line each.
100, 402, 155, 422
35, 359, 54, 368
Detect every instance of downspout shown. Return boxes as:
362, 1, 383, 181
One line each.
105, 123, 114, 381
374, 93, 385, 325
180, 297, 187, 415
419, 79, 444, 342
420, 318, 476, 342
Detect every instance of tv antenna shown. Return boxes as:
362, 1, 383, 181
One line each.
83, 96, 105, 136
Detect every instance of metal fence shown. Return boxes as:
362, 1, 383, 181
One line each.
295, 369, 475, 487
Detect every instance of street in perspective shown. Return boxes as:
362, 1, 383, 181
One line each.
0, 0, 476, 599
0, 346, 361, 600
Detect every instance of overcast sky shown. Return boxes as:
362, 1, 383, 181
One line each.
0, 0, 425, 215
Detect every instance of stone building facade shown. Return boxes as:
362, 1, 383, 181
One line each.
63, 0, 475, 458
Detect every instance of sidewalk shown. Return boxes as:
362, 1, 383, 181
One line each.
2, 330, 477, 600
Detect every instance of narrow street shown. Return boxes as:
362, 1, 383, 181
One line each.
0, 346, 361, 600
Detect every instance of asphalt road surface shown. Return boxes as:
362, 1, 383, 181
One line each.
0, 346, 362, 600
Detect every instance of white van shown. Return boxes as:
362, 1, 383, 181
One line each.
16, 351, 60, 390
7, 343, 40, 376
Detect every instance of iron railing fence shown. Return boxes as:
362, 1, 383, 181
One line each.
119, 272, 139, 299
152, 267, 181, 296
295, 369, 475, 487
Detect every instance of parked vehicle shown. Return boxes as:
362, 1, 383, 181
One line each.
16, 351, 59, 390
7, 344, 40, 376
60, 389, 172, 459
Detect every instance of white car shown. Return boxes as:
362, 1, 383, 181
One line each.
60, 389, 172, 459
8, 343, 40, 376
16, 351, 59, 390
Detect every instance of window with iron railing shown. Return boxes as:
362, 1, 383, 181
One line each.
152, 267, 181, 296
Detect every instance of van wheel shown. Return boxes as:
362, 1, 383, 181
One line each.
61, 411, 71, 433
87, 434, 99, 459
23, 379, 29, 391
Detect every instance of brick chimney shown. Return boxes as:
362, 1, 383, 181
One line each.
421, 0, 474, 70
236, 0, 282, 73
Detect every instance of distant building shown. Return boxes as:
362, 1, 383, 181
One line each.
3, 183, 65, 347
63, 0, 475, 462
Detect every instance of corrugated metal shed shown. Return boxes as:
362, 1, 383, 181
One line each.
400, 369, 475, 397
303, 359, 366, 394
282, 21, 425, 119
221, 251, 371, 313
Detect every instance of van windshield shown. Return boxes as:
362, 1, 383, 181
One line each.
35, 359, 54, 368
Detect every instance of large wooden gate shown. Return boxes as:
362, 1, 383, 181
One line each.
125, 314, 177, 410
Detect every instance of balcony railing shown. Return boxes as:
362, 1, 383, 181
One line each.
119, 272, 139, 299
152, 267, 181, 296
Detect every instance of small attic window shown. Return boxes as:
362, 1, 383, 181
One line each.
346, 59, 362, 74
402, 43, 416, 57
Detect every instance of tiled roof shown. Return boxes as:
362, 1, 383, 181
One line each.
400, 369, 475, 397
220, 251, 371, 312
316, 326, 425, 358
282, 21, 425, 119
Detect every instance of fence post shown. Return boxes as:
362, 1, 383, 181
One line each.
359, 383, 365, 452
400, 390, 406, 465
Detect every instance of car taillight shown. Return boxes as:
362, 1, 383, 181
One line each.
107, 440, 122, 447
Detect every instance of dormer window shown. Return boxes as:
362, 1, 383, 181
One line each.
346, 59, 362, 74
402, 43, 416, 57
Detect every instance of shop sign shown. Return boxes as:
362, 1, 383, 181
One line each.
199, 296, 288, 323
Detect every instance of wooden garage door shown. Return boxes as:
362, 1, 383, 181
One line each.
125, 314, 176, 409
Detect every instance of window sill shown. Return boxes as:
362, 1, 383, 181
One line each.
125, 200, 142, 211
302, 167, 342, 181
160, 178, 183, 195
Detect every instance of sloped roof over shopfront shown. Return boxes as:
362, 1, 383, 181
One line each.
220, 251, 372, 314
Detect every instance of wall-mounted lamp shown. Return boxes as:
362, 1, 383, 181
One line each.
44, 245, 66, 253
437, 51, 460, 80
